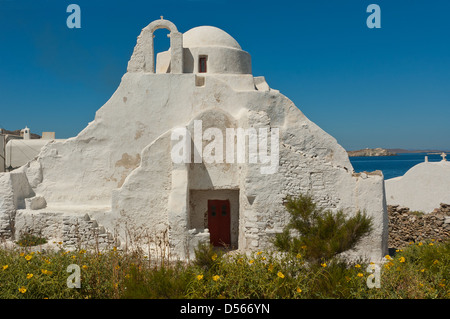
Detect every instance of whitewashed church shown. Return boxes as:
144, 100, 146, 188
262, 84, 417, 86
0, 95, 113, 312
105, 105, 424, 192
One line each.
0, 18, 388, 260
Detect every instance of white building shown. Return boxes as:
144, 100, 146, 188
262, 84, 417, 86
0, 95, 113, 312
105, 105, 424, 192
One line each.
1, 128, 60, 172
0, 19, 388, 261
385, 153, 450, 213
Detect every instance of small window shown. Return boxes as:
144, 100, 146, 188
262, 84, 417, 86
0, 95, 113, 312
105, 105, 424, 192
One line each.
199, 56, 207, 73
221, 205, 227, 216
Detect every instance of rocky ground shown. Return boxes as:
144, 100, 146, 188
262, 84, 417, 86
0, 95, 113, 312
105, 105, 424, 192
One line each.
388, 203, 450, 249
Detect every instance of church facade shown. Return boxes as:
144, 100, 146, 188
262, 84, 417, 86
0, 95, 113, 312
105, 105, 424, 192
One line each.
0, 19, 388, 261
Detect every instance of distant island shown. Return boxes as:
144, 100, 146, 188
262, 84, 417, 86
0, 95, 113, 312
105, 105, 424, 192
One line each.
386, 149, 450, 154
347, 148, 449, 157
347, 148, 397, 157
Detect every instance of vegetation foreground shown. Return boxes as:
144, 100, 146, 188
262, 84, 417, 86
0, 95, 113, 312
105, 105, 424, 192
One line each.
0, 195, 448, 299
0, 239, 448, 299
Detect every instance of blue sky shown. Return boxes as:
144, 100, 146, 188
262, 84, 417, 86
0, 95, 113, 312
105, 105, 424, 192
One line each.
0, 0, 449, 151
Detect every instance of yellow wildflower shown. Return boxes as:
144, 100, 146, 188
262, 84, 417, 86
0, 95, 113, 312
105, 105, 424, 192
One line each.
211, 253, 217, 261
357, 273, 364, 277
418, 242, 423, 246
268, 264, 274, 272
26, 273, 33, 279
212, 275, 220, 281
20, 252, 25, 257
433, 260, 439, 265
296, 287, 302, 293
420, 268, 426, 272
25, 254, 32, 261
384, 255, 392, 261
18, 286, 27, 294
399, 257, 405, 263
301, 245, 307, 250
196, 274, 204, 280
82, 265, 88, 270
249, 259, 254, 264
79, 249, 86, 254
296, 253, 302, 259
321, 262, 327, 268
429, 243, 434, 246
41, 269, 52, 275
2, 265, 8, 270
277, 271, 285, 279
355, 264, 361, 268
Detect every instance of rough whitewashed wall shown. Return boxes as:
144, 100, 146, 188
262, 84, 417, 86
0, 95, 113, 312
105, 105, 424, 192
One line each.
0, 20, 388, 261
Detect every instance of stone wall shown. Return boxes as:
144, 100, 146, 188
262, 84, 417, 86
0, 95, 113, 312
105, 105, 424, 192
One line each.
388, 203, 450, 248
14, 210, 117, 250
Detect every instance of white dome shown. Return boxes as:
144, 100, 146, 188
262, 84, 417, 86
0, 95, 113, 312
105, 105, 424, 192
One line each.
183, 26, 242, 50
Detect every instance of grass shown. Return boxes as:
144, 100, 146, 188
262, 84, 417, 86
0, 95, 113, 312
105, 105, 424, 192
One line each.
0, 239, 448, 299
16, 232, 47, 247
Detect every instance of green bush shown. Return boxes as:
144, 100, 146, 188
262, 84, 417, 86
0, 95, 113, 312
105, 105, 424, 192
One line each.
122, 263, 193, 299
192, 243, 224, 272
16, 232, 47, 247
187, 250, 304, 299
274, 194, 373, 264
373, 240, 449, 298
0, 245, 132, 299
0, 240, 448, 299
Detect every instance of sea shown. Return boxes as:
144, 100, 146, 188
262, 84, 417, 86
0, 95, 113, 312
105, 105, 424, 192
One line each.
349, 153, 445, 180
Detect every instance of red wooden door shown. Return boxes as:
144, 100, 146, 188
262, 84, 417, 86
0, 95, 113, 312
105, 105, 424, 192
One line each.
208, 200, 231, 247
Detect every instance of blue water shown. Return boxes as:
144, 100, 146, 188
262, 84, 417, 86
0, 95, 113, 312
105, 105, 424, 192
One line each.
349, 153, 444, 180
